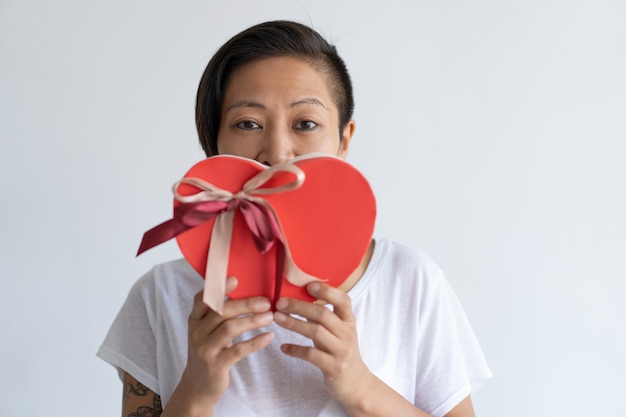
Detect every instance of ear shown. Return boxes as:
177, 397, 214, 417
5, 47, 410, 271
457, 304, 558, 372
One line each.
337, 119, 356, 159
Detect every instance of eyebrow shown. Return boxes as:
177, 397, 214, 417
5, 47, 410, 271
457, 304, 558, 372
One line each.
224, 97, 328, 113
225, 100, 266, 112
291, 97, 328, 110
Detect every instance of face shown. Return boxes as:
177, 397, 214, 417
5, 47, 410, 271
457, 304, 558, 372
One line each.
217, 56, 355, 165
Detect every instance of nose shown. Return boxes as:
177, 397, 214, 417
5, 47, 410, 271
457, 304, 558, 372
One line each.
256, 131, 296, 166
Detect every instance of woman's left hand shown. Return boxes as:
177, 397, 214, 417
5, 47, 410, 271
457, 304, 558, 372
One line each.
273, 282, 373, 408
273, 282, 472, 417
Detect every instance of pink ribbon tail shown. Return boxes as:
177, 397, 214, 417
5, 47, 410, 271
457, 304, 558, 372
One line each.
203, 211, 235, 315
204, 201, 287, 314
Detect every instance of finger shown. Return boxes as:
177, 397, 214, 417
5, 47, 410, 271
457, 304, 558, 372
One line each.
223, 295, 272, 317
218, 310, 275, 340
218, 332, 274, 367
307, 283, 354, 322
193, 296, 273, 342
273, 310, 338, 352
209, 310, 274, 349
275, 296, 339, 327
189, 276, 239, 320
279, 343, 333, 370
224, 275, 239, 295
189, 289, 212, 321
191, 277, 272, 322
190, 309, 274, 356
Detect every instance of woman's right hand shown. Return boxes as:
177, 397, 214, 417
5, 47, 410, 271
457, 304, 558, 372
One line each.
163, 276, 274, 417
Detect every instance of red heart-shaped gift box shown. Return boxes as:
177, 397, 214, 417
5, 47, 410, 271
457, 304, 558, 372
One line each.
141, 153, 376, 305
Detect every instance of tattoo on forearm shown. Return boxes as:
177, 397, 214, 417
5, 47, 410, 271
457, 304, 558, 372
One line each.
127, 380, 150, 397
123, 378, 163, 417
128, 393, 163, 417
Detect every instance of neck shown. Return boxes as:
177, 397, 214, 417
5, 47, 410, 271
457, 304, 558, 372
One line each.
313, 239, 375, 306
339, 239, 375, 293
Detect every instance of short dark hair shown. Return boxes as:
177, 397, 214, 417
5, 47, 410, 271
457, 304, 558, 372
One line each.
195, 20, 354, 156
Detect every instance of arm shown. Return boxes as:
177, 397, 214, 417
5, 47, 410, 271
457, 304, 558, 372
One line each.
122, 372, 162, 417
121, 276, 274, 417
273, 282, 476, 417
121, 370, 474, 417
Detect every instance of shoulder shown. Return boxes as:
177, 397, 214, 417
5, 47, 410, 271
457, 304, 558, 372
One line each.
352, 239, 449, 310
126, 258, 204, 316
132, 258, 203, 293
379, 239, 442, 269
98, 259, 201, 401
373, 239, 446, 286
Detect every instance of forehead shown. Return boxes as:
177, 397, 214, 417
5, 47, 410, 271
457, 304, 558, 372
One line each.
222, 56, 336, 108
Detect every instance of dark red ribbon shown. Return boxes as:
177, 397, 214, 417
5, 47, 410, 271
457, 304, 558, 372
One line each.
137, 199, 283, 256
137, 198, 286, 310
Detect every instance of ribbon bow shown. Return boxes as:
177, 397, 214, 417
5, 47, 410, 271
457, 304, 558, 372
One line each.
136, 161, 322, 315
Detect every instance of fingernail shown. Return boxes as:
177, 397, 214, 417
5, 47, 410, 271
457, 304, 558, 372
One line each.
275, 298, 288, 310
307, 282, 320, 293
256, 311, 274, 324
256, 298, 271, 310
274, 311, 287, 323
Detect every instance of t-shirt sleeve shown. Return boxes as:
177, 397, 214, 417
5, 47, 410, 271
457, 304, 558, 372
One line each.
96, 269, 160, 394
414, 268, 492, 417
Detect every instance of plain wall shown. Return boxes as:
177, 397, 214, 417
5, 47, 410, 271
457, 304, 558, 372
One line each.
1, 1, 625, 416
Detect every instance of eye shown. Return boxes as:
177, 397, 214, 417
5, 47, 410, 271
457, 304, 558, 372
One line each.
294, 120, 318, 131
235, 120, 261, 130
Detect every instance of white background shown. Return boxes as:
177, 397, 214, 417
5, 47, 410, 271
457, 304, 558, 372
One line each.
1, 1, 625, 416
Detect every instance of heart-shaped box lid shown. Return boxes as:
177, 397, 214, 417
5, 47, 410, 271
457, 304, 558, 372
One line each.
175, 153, 376, 304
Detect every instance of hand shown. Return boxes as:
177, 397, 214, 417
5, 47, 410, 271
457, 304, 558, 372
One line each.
175, 277, 274, 410
273, 282, 373, 408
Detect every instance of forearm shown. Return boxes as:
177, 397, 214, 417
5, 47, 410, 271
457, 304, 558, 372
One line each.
341, 373, 433, 417
160, 378, 218, 417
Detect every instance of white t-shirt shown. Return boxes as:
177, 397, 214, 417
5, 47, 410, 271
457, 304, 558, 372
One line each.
98, 239, 492, 417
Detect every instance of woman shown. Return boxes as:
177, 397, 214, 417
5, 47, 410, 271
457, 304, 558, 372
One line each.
98, 20, 491, 417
